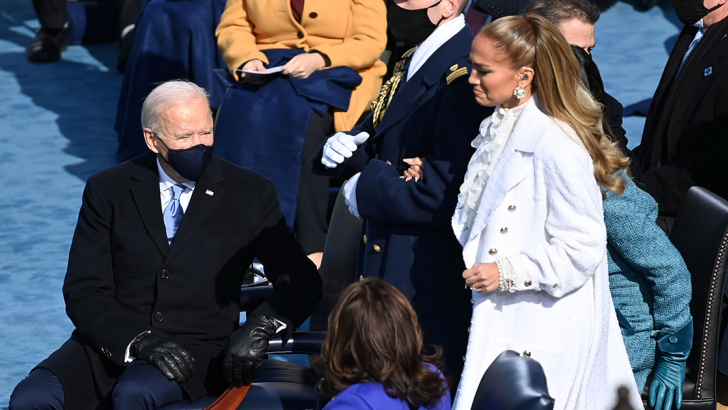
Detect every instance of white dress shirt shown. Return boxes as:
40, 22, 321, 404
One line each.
157, 159, 196, 213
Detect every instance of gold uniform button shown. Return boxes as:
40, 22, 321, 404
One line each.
508, 205, 517, 212
363, 234, 367, 244
524, 279, 533, 287
500, 227, 508, 234
373, 245, 382, 253
489, 248, 497, 255
386, 160, 392, 165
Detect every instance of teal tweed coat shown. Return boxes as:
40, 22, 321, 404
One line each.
605, 172, 692, 391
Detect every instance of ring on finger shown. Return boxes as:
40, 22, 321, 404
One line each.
469, 284, 482, 293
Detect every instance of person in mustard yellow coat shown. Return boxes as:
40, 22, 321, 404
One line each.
216, 0, 387, 267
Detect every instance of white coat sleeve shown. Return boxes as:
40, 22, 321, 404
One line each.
506, 137, 607, 298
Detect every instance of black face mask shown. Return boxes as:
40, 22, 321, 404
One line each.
673, 0, 723, 26
156, 136, 214, 182
387, 0, 443, 46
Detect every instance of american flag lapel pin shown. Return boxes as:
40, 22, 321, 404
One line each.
705, 67, 713, 76
205, 190, 214, 196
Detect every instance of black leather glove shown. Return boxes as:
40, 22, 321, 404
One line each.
223, 315, 281, 387
131, 332, 195, 384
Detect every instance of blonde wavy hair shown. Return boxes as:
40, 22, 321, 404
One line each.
479, 13, 629, 194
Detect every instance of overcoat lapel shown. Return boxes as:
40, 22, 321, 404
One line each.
650, 18, 728, 163
664, 21, 728, 158
465, 99, 547, 246
129, 153, 170, 257
163, 157, 225, 263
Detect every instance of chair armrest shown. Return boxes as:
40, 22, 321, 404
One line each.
266, 332, 326, 355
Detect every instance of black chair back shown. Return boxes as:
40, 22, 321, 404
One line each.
669, 186, 728, 407
470, 350, 554, 410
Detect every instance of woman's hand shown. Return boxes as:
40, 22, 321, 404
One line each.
463, 263, 500, 293
238, 59, 267, 84
282, 53, 326, 79
402, 157, 425, 181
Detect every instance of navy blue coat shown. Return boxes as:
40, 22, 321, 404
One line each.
311, 26, 491, 385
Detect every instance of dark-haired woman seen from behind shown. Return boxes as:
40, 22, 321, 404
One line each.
316, 278, 450, 410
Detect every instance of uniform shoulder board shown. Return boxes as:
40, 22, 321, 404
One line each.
447, 66, 469, 85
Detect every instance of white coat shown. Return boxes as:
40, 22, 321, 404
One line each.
451, 98, 642, 410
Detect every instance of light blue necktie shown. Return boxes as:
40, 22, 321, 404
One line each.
164, 184, 186, 245
677, 28, 704, 76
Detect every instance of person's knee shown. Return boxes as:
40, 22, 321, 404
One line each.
9, 368, 64, 410
112, 364, 182, 410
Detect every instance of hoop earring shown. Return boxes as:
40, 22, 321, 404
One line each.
513, 86, 527, 99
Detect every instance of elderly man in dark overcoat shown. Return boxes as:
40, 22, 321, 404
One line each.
9, 80, 322, 410
310, 0, 490, 392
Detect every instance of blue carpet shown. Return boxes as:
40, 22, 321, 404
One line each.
0, 0, 680, 406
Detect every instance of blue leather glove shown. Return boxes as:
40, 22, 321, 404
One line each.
649, 319, 693, 410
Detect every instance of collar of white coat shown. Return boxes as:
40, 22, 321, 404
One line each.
407, 14, 466, 81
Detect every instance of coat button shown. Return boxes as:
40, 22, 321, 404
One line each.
523, 350, 531, 357
669, 336, 678, 344
489, 248, 497, 255
500, 227, 508, 234
297, 31, 304, 39
524, 279, 532, 287
309, 12, 317, 18
508, 205, 516, 212
359, 275, 364, 282
386, 160, 392, 165
373, 245, 382, 253
155, 312, 164, 322
161, 269, 170, 279
363, 234, 367, 244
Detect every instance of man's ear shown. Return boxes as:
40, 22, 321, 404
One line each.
442, 0, 460, 20
144, 128, 160, 154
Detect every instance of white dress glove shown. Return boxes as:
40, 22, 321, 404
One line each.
321, 131, 370, 169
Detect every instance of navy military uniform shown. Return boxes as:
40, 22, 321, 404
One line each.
311, 26, 491, 387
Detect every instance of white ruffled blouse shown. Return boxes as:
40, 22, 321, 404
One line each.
456, 103, 526, 232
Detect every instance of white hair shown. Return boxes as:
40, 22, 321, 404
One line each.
141, 80, 212, 134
